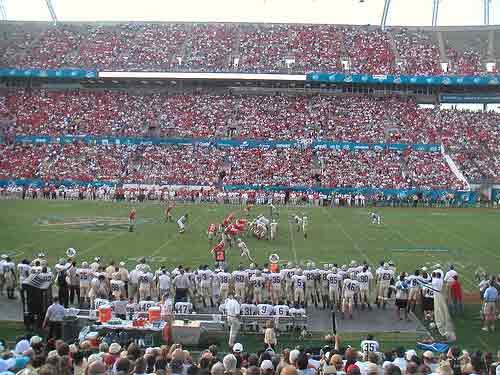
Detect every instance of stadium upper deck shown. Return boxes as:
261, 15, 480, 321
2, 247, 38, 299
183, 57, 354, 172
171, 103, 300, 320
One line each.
1, 22, 499, 75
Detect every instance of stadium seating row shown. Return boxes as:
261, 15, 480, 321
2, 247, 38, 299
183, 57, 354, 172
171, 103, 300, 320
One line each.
1, 90, 499, 182
0, 143, 465, 190
0, 23, 497, 74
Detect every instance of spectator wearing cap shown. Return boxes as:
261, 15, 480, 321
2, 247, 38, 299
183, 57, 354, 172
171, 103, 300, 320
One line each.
42, 296, 65, 340
104, 343, 121, 368
88, 360, 106, 375
482, 279, 498, 332
232, 343, 243, 368
261, 359, 276, 375
422, 351, 437, 373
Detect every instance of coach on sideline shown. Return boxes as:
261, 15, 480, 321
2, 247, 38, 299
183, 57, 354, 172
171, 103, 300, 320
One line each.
173, 267, 191, 302
482, 279, 498, 333
42, 296, 66, 339
226, 294, 241, 347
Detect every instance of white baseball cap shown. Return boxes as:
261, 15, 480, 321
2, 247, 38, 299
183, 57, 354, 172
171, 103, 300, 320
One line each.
232, 343, 243, 353
260, 360, 274, 372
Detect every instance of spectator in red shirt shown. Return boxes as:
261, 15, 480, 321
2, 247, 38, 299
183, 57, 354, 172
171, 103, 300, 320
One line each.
449, 275, 464, 316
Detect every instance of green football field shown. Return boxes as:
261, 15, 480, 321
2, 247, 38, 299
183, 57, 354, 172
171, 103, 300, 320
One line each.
0, 199, 499, 350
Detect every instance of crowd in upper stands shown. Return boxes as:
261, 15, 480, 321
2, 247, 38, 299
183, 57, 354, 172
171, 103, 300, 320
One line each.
1, 89, 499, 183
0, 143, 467, 190
0, 23, 497, 75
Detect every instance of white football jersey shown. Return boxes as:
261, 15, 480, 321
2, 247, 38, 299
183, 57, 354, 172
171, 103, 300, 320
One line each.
138, 300, 158, 312
292, 275, 306, 289
241, 304, 257, 316
361, 340, 380, 353
257, 304, 274, 316
274, 304, 290, 316
232, 270, 248, 285
175, 302, 194, 314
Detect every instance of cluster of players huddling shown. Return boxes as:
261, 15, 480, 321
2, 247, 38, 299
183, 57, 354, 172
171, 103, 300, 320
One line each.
3, 250, 452, 324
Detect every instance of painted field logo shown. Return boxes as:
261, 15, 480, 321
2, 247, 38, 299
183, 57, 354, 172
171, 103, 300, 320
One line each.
37, 216, 153, 232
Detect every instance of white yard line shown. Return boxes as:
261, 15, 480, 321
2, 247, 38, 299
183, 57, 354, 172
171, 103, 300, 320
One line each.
150, 216, 203, 257
286, 208, 298, 264
322, 208, 375, 265
79, 231, 129, 256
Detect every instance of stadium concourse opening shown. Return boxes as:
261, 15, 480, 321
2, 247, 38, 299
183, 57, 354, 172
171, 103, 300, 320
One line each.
0, 5, 500, 374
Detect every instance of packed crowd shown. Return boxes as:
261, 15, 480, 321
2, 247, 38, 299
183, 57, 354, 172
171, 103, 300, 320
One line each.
3, 333, 500, 375
2, 89, 499, 182
0, 143, 466, 190
0, 23, 495, 74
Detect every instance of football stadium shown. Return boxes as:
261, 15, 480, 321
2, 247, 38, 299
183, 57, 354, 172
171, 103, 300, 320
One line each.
0, 0, 500, 374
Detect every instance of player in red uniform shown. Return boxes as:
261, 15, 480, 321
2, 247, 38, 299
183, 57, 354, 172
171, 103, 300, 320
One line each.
164, 204, 173, 223
207, 224, 217, 241
211, 240, 226, 268
234, 218, 247, 232
223, 213, 235, 227
129, 208, 136, 232
224, 224, 240, 247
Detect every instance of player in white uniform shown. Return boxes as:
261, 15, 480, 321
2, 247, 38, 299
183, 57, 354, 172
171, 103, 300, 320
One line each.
236, 239, 254, 263
17, 260, 31, 299
302, 216, 308, 239
318, 265, 330, 309
216, 270, 232, 303
406, 270, 422, 313
199, 266, 214, 307
110, 272, 126, 300
250, 270, 266, 305
294, 215, 303, 233
304, 265, 317, 307
342, 274, 359, 319
245, 265, 257, 300
289, 304, 307, 331
177, 213, 188, 233
269, 272, 283, 305
327, 267, 342, 309
240, 302, 258, 331
270, 221, 278, 240
174, 301, 194, 314
357, 266, 374, 310
291, 269, 306, 306
138, 270, 154, 301
376, 263, 394, 308
77, 262, 93, 306
281, 264, 296, 305
232, 266, 248, 301
126, 298, 138, 320
94, 297, 110, 310
2, 258, 16, 299
157, 269, 171, 299
138, 298, 158, 312
361, 334, 380, 355
370, 212, 382, 225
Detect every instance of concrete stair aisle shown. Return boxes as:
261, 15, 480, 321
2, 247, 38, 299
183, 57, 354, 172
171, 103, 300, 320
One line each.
386, 30, 402, 72
436, 30, 448, 63
487, 30, 495, 62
